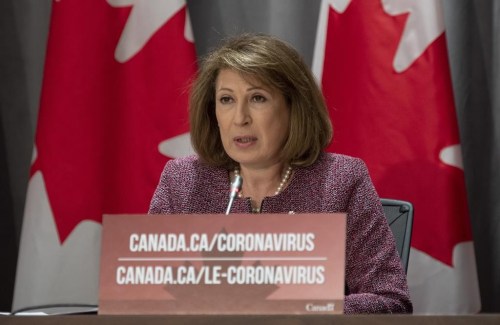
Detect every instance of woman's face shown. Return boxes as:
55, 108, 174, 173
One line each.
215, 69, 290, 170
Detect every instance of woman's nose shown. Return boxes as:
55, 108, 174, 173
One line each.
234, 101, 251, 125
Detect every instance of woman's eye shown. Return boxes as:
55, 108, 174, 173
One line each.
251, 95, 266, 103
219, 96, 233, 104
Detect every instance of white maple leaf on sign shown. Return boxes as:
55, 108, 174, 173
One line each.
107, 0, 193, 63
381, 0, 445, 72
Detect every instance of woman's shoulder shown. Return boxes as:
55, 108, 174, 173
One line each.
164, 154, 202, 170
316, 152, 367, 173
161, 155, 224, 181
295, 153, 369, 190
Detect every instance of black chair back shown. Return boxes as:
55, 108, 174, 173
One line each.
381, 198, 414, 273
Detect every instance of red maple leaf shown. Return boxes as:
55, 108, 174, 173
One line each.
32, 1, 196, 242
321, 1, 471, 266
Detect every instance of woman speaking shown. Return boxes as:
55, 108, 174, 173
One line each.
149, 34, 412, 314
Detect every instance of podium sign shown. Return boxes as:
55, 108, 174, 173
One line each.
98, 213, 346, 315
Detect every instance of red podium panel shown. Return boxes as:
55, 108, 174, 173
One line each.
98, 213, 346, 315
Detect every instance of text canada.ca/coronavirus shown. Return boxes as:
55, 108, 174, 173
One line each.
128, 232, 316, 252
116, 265, 325, 285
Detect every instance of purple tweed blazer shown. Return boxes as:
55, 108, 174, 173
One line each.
149, 152, 412, 314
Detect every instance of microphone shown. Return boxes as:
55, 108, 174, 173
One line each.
225, 175, 242, 215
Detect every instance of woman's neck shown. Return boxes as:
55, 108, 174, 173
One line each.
237, 162, 286, 207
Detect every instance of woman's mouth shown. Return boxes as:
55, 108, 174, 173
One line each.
234, 136, 257, 146
235, 136, 256, 143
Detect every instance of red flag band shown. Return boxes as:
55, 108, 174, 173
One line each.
14, 0, 196, 311
313, 0, 480, 314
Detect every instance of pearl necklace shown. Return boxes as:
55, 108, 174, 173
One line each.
233, 165, 293, 213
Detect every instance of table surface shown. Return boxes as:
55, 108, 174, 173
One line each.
1, 314, 500, 325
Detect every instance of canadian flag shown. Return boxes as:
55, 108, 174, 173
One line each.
313, 0, 480, 313
13, 0, 196, 311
